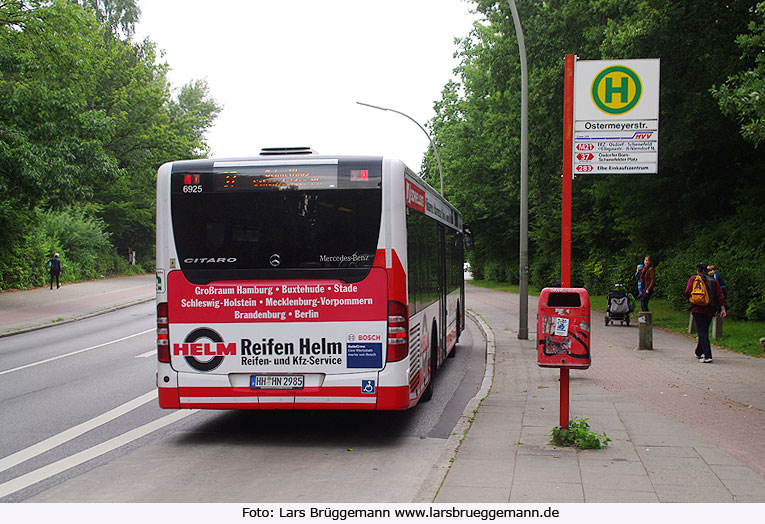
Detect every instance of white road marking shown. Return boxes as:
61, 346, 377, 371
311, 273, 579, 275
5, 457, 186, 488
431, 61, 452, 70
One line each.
134, 350, 156, 358
0, 329, 155, 376
0, 390, 158, 474
0, 408, 197, 499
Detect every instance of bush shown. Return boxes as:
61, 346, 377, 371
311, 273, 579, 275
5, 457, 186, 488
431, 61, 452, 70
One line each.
484, 260, 505, 282
575, 253, 638, 295
485, 260, 517, 282
745, 299, 765, 321
0, 206, 119, 289
39, 206, 113, 282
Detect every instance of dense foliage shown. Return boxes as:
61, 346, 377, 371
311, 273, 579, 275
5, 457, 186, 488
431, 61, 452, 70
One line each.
426, 0, 765, 320
0, 0, 221, 289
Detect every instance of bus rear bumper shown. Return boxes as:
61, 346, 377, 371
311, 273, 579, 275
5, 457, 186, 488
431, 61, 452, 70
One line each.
167, 386, 413, 410
158, 370, 412, 410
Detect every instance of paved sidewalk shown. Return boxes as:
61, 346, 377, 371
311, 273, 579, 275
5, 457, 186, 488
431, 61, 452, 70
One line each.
0, 275, 155, 337
417, 285, 765, 503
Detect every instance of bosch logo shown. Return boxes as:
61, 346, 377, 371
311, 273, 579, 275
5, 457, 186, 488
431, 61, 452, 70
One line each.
347, 333, 382, 343
173, 328, 236, 372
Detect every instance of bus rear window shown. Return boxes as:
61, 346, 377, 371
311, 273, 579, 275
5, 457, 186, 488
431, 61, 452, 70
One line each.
170, 160, 382, 284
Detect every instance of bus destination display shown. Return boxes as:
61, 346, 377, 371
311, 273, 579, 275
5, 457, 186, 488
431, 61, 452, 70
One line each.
213, 163, 338, 191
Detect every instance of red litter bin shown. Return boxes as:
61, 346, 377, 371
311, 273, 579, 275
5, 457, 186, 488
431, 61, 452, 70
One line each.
537, 288, 590, 369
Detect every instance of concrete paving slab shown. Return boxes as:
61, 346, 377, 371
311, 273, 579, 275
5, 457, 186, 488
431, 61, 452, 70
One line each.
695, 446, 750, 466
509, 480, 584, 503
436, 485, 510, 503
714, 477, 765, 499
653, 483, 734, 503
512, 454, 581, 484
580, 458, 648, 476
641, 456, 716, 471
636, 446, 703, 459
647, 468, 724, 489
442, 458, 515, 489
575, 442, 641, 462
454, 437, 519, 460
581, 468, 655, 492
628, 434, 716, 448
709, 464, 765, 482
583, 487, 659, 503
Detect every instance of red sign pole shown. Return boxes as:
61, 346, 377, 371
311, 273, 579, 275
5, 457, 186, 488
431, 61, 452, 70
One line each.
559, 54, 576, 430
562, 54, 575, 289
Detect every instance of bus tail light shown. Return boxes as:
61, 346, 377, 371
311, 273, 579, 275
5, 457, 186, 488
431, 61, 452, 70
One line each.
157, 302, 170, 363
387, 301, 409, 362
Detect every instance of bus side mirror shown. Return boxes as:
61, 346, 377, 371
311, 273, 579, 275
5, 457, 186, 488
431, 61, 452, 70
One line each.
463, 225, 474, 251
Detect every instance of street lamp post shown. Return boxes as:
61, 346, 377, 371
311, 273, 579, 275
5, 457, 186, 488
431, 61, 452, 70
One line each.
356, 101, 444, 196
508, 0, 529, 340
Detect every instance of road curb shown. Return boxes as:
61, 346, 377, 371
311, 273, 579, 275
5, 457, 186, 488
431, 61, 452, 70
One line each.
411, 309, 496, 502
0, 297, 155, 339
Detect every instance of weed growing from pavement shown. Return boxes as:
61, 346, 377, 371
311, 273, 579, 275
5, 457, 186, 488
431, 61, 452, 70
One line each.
551, 418, 611, 450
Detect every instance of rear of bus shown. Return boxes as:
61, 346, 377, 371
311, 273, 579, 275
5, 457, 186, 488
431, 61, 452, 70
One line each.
155, 152, 413, 410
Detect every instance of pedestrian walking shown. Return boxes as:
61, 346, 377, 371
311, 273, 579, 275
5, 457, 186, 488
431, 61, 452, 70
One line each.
635, 263, 644, 300
47, 253, 62, 290
640, 255, 655, 311
685, 262, 726, 363
707, 264, 727, 299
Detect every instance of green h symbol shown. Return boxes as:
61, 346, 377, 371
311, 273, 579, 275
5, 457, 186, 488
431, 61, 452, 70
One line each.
605, 75, 629, 104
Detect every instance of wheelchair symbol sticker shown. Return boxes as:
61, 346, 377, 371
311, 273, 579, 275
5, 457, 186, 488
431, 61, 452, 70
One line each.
361, 380, 376, 394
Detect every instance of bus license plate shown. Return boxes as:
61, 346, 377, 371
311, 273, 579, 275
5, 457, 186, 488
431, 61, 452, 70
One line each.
250, 375, 304, 390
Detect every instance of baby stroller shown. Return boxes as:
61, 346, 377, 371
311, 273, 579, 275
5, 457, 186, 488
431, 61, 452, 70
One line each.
605, 283, 633, 326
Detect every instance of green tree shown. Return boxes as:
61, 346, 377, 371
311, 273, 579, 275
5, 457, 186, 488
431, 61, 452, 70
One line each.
431, 0, 765, 307
71, 0, 140, 39
712, 1, 765, 146
167, 79, 223, 158
0, 0, 221, 286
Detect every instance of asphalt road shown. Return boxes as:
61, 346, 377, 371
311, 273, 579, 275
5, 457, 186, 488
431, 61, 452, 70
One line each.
0, 302, 485, 502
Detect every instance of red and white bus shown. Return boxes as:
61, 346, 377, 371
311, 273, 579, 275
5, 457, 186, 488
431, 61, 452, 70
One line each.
155, 147, 469, 410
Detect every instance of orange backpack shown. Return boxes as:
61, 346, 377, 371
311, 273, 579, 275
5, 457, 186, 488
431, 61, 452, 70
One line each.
689, 275, 709, 307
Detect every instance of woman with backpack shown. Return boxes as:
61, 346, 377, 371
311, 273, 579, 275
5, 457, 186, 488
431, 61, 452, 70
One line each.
684, 262, 726, 363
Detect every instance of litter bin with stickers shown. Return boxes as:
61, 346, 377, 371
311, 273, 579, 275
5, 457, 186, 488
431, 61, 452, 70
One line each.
537, 288, 591, 369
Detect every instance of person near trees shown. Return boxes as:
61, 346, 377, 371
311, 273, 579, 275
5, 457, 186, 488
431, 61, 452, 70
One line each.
640, 256, 655, 311
635, 263, 644, 300
47, 253, 62, 290
685, 262, 726, 363
707, 264, 727, 299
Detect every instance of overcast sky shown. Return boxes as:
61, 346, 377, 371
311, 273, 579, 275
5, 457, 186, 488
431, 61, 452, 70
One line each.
134, 0, 479, 171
